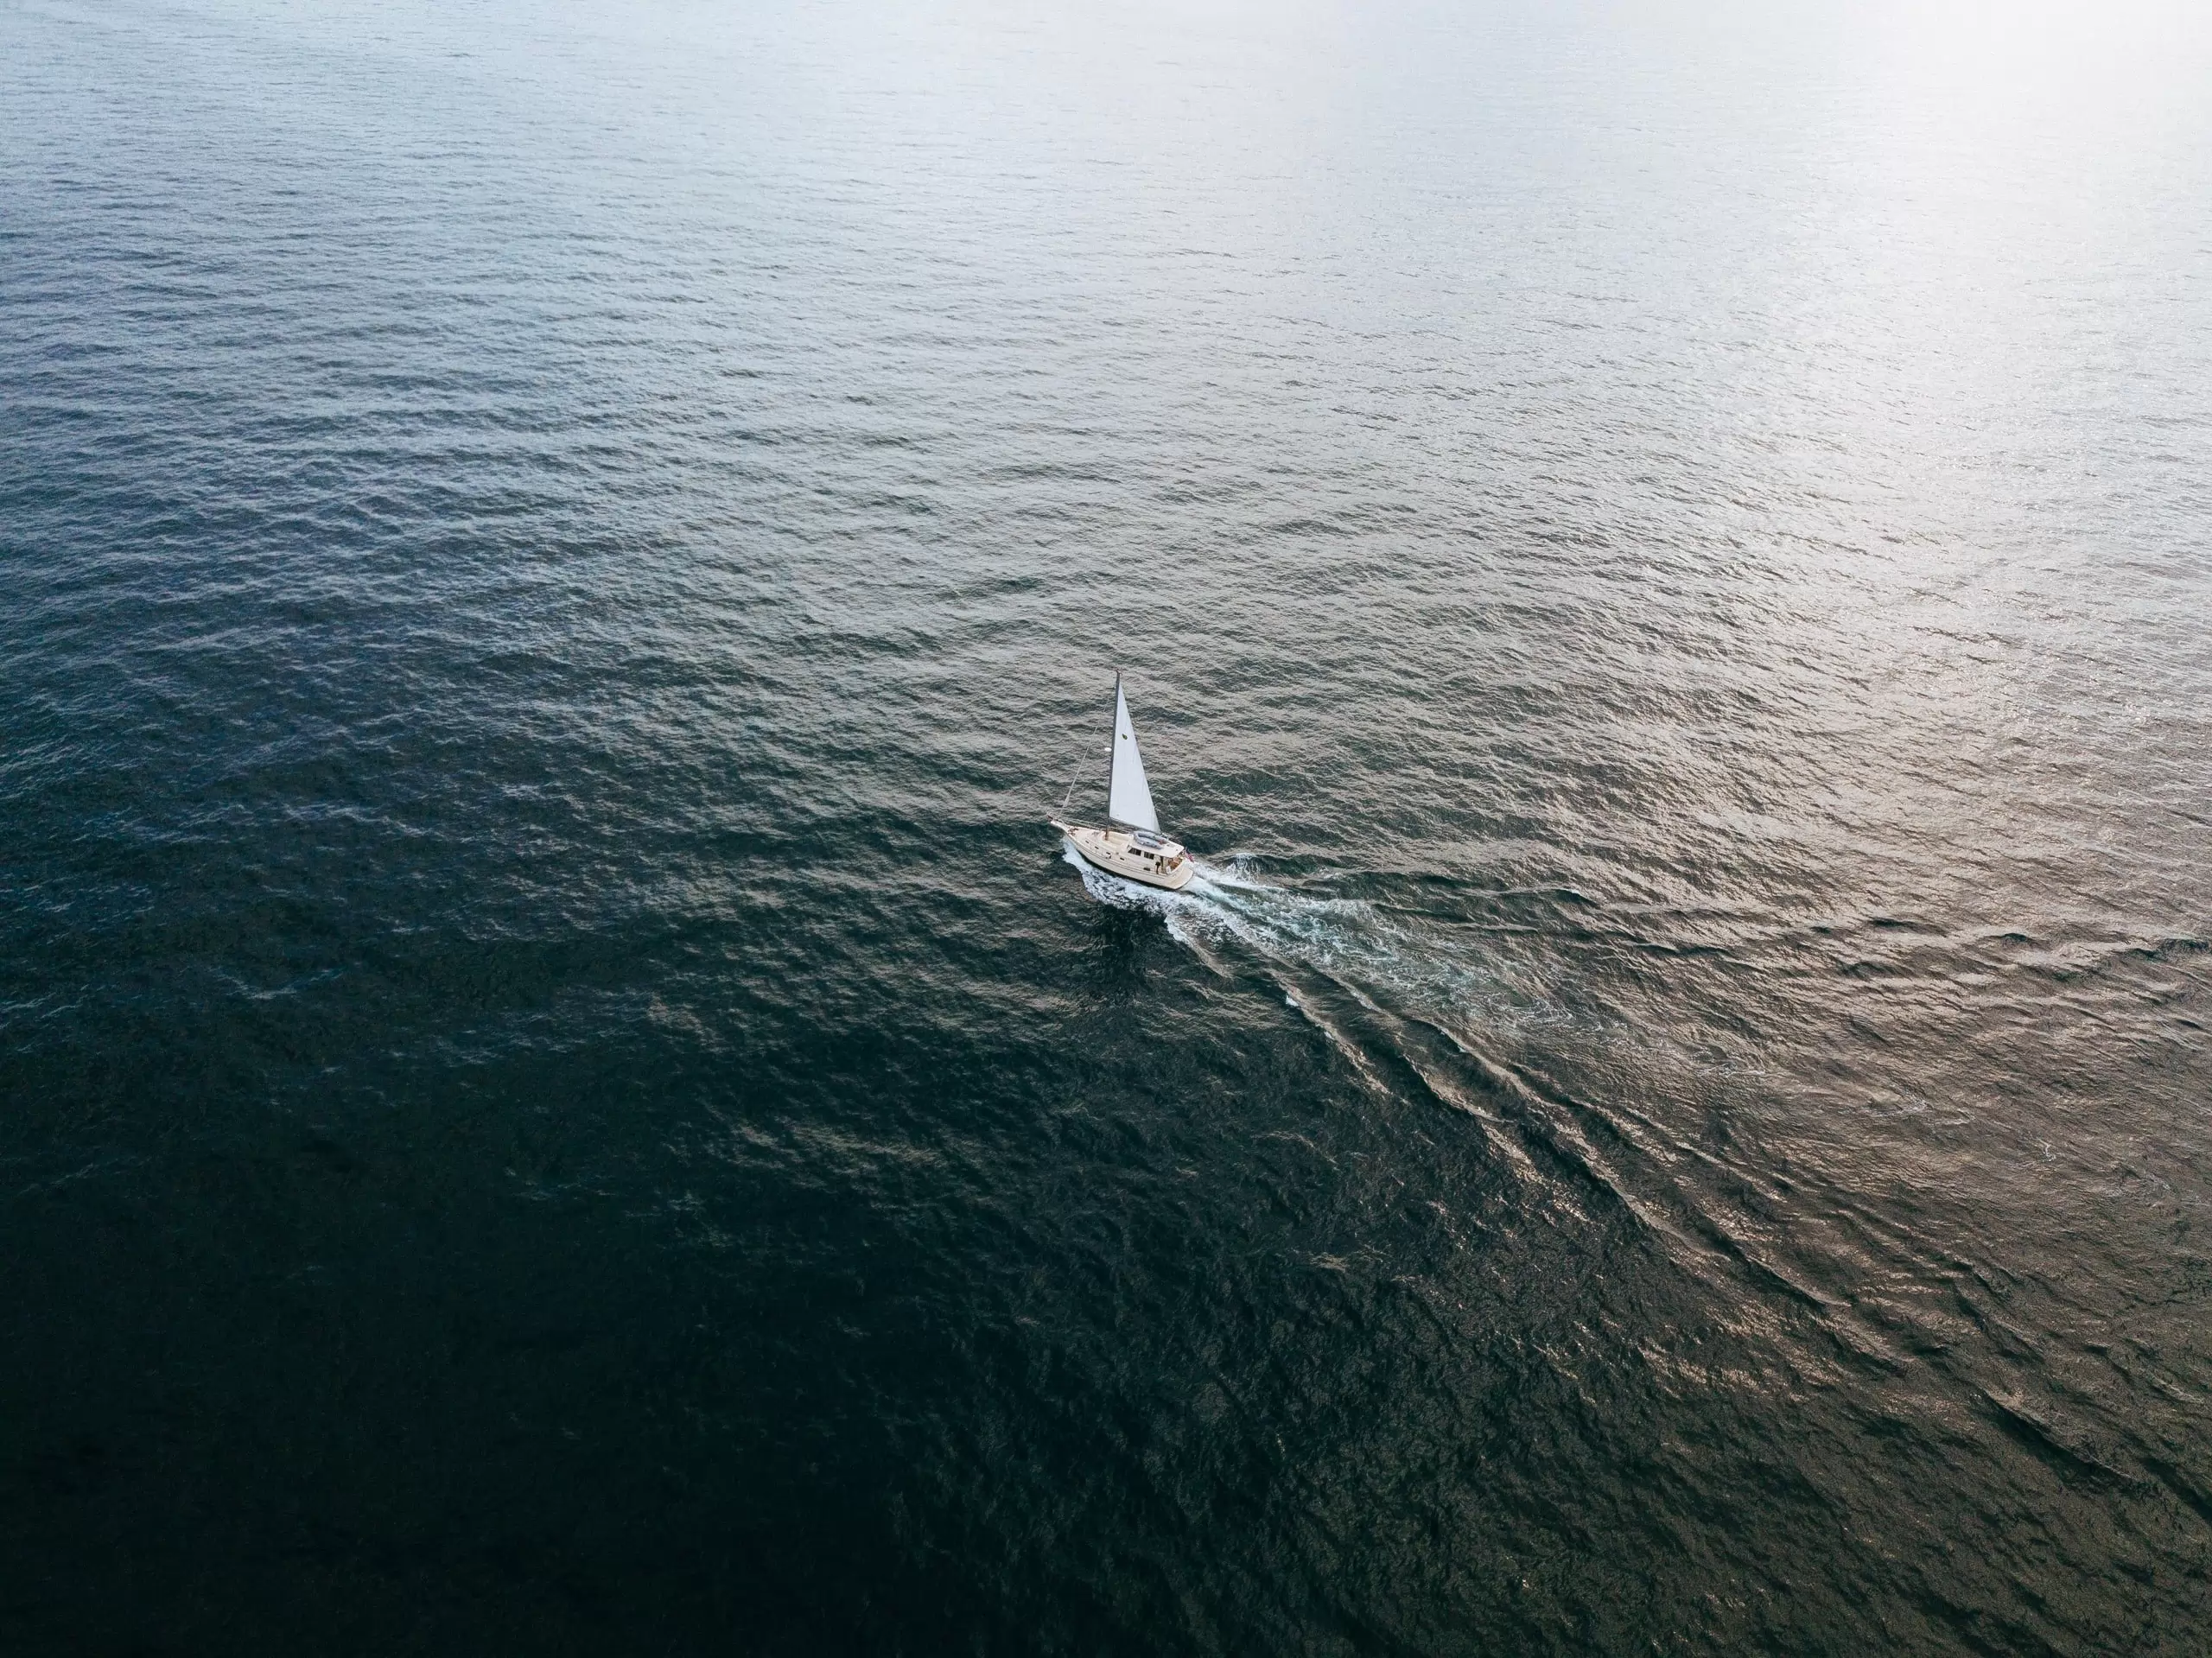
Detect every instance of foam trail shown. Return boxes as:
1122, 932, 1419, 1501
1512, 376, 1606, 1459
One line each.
1060, 842, 1774, 1286
1058, 841, 1529, 1038
1052, 861, 1907, 1351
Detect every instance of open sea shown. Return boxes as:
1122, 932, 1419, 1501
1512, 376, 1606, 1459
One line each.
5, 1, 2211, 1651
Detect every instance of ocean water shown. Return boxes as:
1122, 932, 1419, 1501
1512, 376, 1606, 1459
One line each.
4, 0, 2211, 1650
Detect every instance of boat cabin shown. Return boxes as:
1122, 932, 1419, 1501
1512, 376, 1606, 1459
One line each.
1116, 826, 1186, 867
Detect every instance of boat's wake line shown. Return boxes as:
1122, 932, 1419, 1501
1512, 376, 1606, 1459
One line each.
1065, 842, 1515, 1020
1059, 840, 1881, 1337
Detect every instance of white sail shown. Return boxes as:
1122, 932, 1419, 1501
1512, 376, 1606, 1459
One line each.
1106, 676, 1160, 831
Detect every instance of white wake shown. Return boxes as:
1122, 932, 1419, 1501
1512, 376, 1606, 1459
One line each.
1058, 840, 1528, 1033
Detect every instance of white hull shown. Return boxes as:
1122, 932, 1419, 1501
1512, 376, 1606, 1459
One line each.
1052, 820, 1195, 892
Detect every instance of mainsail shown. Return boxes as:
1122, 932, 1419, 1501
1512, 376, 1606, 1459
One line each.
1105, 675, 1160, 831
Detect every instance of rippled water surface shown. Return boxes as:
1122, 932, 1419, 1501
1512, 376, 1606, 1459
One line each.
5, 0, 2212, 1650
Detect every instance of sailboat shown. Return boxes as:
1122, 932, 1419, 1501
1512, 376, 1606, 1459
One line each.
1050, 674, 1196, 892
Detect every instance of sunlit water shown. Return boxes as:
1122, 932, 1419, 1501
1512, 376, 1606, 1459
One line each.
4, 0, 2210, 1651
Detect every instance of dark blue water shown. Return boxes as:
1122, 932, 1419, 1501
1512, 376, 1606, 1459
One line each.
6, 1, 2211, 1650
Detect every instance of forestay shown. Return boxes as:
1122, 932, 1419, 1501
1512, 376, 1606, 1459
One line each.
1106, 677, 1160, 831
